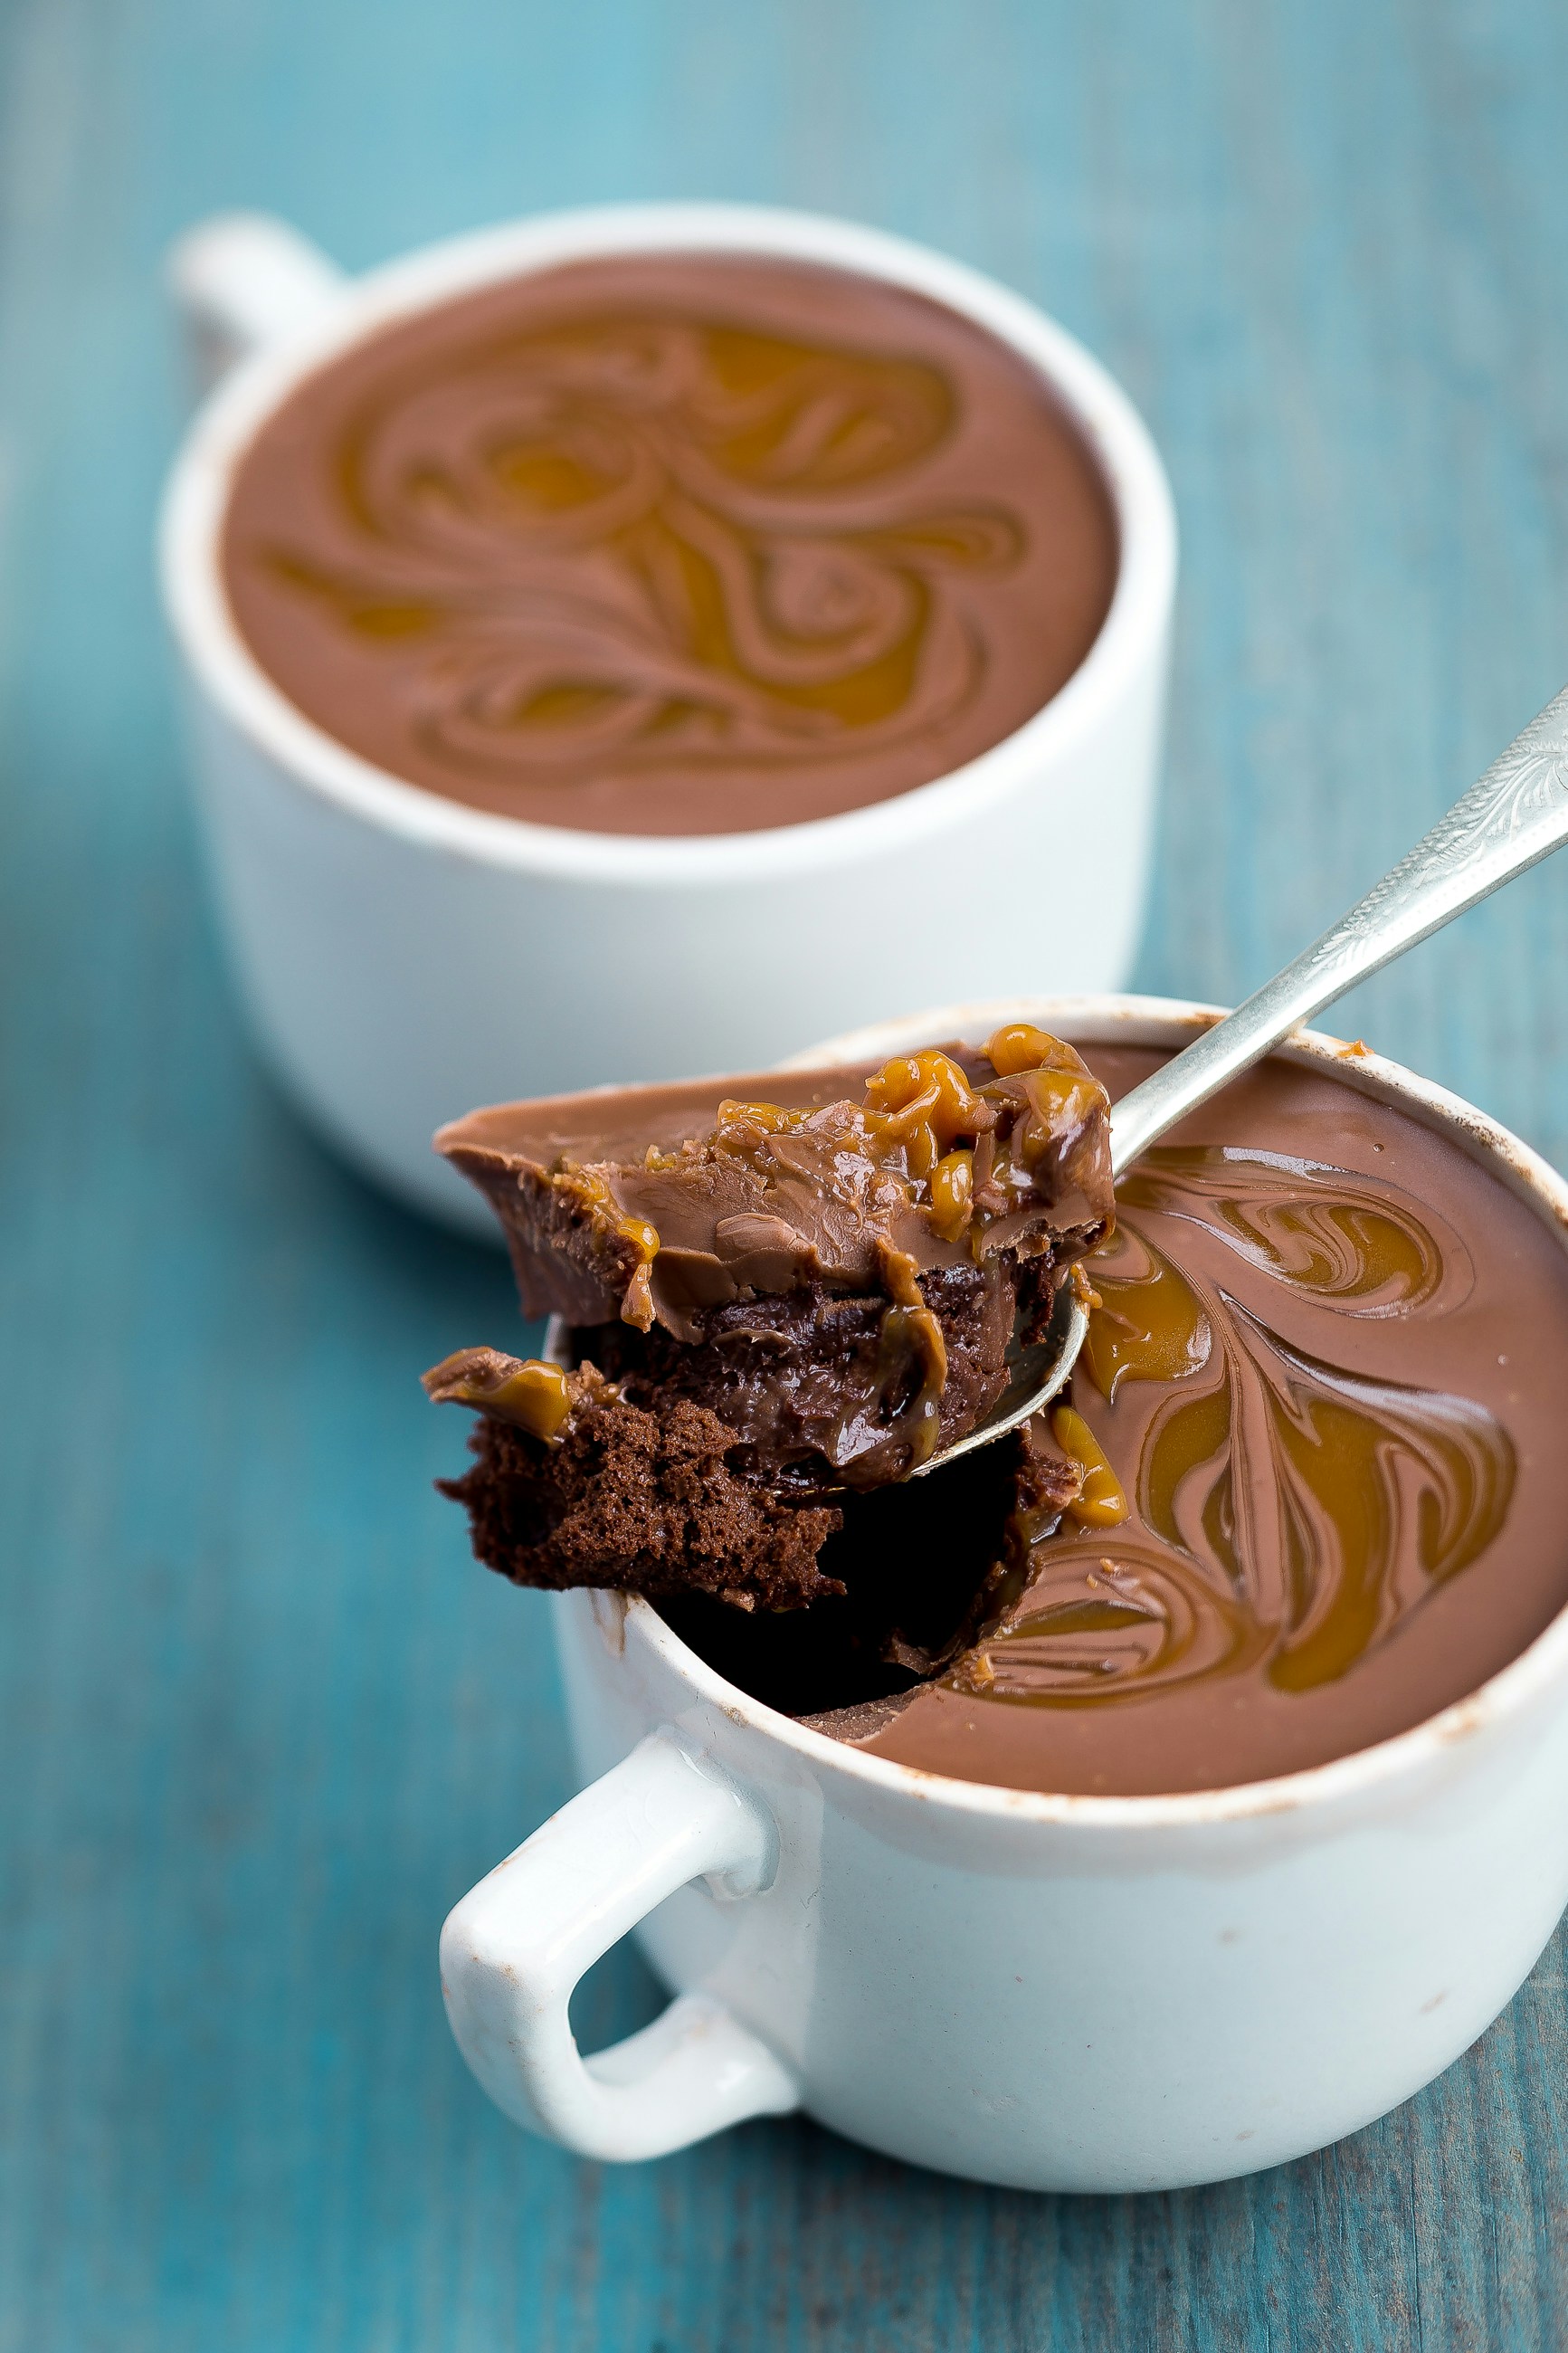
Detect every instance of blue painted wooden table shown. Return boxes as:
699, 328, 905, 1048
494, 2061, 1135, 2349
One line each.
5, 1, 1568, 2344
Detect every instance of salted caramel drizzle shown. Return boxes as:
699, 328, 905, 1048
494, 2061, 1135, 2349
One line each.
704, 1030, 1106, 1461
423, 1348, 575, 1441
558, 1166, 661, 1331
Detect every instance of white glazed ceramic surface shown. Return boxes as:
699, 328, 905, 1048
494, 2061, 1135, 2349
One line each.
439, 996, 1568, 2194
160, 207, 1176, 1237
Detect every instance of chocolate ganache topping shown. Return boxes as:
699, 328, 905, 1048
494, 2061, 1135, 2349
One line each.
222, 252, 1117, 834
433, 1027, 1112, 1501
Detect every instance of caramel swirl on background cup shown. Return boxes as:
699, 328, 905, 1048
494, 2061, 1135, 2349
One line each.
220, 253, 1120, 837
161, 205, 1174, 1235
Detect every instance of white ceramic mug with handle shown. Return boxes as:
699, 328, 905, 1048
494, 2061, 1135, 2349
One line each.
160, 206, 1175, 1239
439, 995, 1568, 2194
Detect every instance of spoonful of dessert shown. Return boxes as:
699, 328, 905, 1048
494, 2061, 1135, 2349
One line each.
927, 676, 1568, 1472
423, 681, 1568, 1597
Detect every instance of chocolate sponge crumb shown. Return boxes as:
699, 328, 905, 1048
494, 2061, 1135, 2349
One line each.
438, 1377, 844, 1610
657, 1424, 1076, 1719
435, 1368, 1084, 1720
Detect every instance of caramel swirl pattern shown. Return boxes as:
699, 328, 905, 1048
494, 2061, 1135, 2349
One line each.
223, 255, 1119, 829
957, 1144, 1516, 1706
256, 314, 1023, 785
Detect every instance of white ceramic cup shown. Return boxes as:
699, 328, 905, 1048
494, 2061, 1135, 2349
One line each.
159, 207, 1176, 1238
439, 994, 1568, 2194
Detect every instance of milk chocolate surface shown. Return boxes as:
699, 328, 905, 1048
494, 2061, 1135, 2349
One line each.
222, 252, 1117, 834
856, 1044, 1568, 1794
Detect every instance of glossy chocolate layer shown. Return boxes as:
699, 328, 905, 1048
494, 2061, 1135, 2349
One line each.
859, 1045, 1568, 1794
435, 1036, 1112, 1492
222, 252, 1117, 834
436, 1043, 1111, 1335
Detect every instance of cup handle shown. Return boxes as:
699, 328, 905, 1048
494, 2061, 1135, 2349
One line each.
166, 212, 348, 393
439, 1729, 802, 2160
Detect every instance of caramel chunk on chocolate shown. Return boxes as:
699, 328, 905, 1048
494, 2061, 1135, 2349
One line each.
433, 1028, 1112, 1495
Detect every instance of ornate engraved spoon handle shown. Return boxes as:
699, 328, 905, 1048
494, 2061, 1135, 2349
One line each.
1108, 683, 1568, 1174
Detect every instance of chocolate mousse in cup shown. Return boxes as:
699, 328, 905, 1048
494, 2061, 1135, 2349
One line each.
159, 205, 1174, 1234
422, 997, 1568, 2192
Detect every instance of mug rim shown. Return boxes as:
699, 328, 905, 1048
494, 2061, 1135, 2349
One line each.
158, 198, 1176, 887
569, 993, 1568, 1828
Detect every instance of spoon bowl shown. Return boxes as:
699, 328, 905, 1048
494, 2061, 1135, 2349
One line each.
908, 1280, 1088, 1479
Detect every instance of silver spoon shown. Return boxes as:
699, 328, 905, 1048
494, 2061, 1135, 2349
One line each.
916, 679, 1568, 1478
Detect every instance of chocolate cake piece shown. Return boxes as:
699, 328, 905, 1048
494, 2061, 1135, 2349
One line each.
426, 1348, 841, 1609
434, 1024, 1113, 1494
430, 1337, 1086, 1700
657, 1415, 1086, 1713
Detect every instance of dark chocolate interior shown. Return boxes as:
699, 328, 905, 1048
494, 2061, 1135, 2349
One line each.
658, 1435, 1026, 1717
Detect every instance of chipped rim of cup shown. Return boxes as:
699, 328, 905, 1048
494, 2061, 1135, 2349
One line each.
159, 199, 1176, 888
553, 994, 1568, 1829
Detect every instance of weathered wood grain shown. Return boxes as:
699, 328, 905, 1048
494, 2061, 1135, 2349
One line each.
4, 0, 1568, 2344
